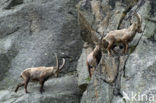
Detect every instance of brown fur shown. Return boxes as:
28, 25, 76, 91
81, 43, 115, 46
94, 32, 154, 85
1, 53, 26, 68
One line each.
86, 41, 102, 77
102, 13, 142, 56
15, 55, 65, 93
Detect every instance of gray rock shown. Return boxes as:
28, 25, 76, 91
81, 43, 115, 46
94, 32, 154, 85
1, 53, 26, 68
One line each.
76, 46, 91, 91
118, 38, 156, 103
78, 0, 156, 103
0, 75, 81, 103
1, 0, 156, 103
0, 0, 83, 102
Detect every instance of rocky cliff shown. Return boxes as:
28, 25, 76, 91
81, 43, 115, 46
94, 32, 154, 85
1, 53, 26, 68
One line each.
0, 0, 83, 103
0, 0, 156, 103
77, 0, 156, 103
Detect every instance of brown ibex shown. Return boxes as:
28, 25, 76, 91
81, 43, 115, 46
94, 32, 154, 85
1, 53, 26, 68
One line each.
86, 38, 104, 77
102, 13, 142, 56
15, 54, 65, 93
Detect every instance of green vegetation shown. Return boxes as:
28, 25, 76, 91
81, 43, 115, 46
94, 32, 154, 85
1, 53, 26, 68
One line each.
129, 45, 137, 54
86, 77, 91, 81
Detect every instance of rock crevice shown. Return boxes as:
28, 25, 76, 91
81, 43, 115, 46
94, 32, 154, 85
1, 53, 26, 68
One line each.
77, 0, 156, 103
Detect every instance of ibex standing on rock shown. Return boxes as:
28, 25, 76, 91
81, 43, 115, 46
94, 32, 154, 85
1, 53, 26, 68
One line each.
102, 13, 142, 56
86, 39, 103, 77
15, 54, 65, 93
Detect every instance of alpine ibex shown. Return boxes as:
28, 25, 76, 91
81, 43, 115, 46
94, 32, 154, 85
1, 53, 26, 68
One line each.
86, 39, 103, 77
102, 13, 142, 56
15, 54, 65, 93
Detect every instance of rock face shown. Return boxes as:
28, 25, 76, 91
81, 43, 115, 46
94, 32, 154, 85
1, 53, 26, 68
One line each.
0, 0, 83, 103
77, 0, 156, 103
1, 0, 156, 103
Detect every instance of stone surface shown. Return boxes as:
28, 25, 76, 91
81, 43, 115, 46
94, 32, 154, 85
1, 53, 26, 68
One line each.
1, 0, 156, 103
76, 46, 90, 91
0, 75, 81, 103
0, 0, 83, 102
118, 38, 156, 103
78, 0, 156, 103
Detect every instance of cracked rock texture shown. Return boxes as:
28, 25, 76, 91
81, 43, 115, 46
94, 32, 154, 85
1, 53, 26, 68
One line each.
0, 0, 83, 103
77, 0, 156, 103
0, 0, 156, 103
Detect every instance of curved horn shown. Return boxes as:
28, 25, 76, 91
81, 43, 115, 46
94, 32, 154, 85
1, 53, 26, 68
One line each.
135, 13, 141, 26
58, 58, 65, 71
54, 53, 59, 69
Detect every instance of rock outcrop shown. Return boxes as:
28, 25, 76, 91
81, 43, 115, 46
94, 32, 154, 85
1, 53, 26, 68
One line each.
77, 0, 156, 103
0, 0, 83, 103
0, 0, 156, 103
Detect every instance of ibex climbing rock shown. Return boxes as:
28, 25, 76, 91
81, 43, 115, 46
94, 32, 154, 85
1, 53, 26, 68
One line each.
15, 54, 65, 93
102, 13, 142, 56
